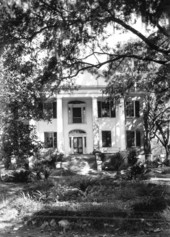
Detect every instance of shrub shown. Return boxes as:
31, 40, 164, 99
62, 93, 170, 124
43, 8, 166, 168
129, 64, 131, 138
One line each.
30, 151, 64, 180
127, 148, 138, 166
102, 152, 125, 171
1, 168, 31, 182
132, 184, 167, 213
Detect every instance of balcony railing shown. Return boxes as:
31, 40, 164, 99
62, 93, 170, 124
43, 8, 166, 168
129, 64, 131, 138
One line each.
73, 117, 82, 123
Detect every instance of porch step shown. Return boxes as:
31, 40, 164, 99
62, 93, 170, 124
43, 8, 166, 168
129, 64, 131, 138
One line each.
65, 154, 96, 160
61, 154, 97, 173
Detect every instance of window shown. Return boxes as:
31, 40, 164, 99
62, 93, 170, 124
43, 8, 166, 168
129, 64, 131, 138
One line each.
72, 107, 82, 123
126, 100, 140, 118
44, 102, 57, 118
126, 130, 141, 148
68, 101, 86, 124
98, 101, 116, 118
39, 101, 57, 118
102, 131, 112, 147
44, 132, 57, 148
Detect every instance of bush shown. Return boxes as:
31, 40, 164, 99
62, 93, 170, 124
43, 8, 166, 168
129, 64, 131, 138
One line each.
127, 148, 138, 166
68, 175, 98, 192
1, 168, 31, 182
34, 149, 63, 167
30, 150, 64, 180
102, 152, 125, 171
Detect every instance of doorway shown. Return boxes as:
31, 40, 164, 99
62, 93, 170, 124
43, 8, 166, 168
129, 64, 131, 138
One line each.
69, 130, 86, 154
73, 137, 83, 154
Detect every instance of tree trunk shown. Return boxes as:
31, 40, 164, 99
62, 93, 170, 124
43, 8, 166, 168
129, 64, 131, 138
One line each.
143, 130, 151, 161
165, 146, 170, 165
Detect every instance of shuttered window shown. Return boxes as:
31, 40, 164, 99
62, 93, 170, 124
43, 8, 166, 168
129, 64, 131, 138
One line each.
39, 101, 57, 119
98, 101, 116, 118
126, 130, 141, 148
126, 100, 140, 118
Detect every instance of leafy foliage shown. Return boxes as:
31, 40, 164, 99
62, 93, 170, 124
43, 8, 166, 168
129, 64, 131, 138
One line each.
0, 0, 169, 87
1, 121, 39, 168
127, 148, 138, 166
0, 0, 169, 165
102, 152, 123, 171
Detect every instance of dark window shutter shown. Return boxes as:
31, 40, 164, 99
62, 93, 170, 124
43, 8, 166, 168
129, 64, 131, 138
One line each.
126, 131, 135, 148
38, 102, 43, 118
44, 132, 47, 148
135, 101, 140, 117
98, 101, 101, 118
54, 132, 57, 148
69, 137, 72, 148
111, 101, 116, 117
136, 130, 141, 147
53, 102, 57, 118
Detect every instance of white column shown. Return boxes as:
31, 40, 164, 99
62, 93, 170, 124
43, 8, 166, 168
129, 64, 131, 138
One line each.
119, 97, 126, 150
57, 97, 64, 153
164, 3, 170, 35
92, 97, 99, 150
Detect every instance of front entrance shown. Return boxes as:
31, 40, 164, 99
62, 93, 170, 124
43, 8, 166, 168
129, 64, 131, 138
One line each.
73, 137, 83, 154
69, 130, 86, 154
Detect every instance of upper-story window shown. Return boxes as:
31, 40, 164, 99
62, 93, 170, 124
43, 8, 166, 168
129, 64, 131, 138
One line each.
68, 101, 86, 124
98, 100, 116, 118
44, 102, 57, 118
39, 101, 57, 119
126, 100, 140, 118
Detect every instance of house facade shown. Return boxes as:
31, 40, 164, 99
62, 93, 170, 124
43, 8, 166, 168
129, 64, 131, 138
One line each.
32, 74, 144, 155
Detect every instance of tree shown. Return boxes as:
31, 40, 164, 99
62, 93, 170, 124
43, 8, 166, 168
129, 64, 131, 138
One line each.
0, 0, 169, 89
0, 53, 44, 168
0, 0, 170, 164
142, 94, 170, 161
104, 50, 170, 160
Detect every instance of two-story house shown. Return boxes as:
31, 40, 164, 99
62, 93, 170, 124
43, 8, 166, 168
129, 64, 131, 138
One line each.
32, 73, 144, 156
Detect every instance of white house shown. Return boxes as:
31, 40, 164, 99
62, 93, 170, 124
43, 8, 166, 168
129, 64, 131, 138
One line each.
32, 72, 144, 156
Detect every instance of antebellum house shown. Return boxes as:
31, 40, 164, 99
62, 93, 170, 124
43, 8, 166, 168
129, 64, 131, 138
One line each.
31, 72, 144, 156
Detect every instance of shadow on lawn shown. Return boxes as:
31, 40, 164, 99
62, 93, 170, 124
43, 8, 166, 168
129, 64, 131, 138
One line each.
21, 181, 170, 234
0, 182, 26, 205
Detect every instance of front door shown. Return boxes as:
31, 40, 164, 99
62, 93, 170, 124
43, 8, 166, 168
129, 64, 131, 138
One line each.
73, 137, 83, 154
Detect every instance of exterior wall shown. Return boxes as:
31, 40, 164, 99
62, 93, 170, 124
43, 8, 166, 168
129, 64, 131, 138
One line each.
31, 119, 57, 143
125, 93, 145, 154
125, 94, 144, 131
32, 87, 144, 155
62, 97, 93, 154
97, 99, 125, 153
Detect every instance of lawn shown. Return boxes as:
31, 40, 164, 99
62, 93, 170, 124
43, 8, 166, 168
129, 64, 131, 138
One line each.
1, 170, 170, 237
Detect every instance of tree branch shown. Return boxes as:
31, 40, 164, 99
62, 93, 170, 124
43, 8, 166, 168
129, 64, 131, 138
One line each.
99, 2, 170, 55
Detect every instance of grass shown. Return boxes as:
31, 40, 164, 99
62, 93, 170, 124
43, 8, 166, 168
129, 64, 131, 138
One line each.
0, 174, 169, 235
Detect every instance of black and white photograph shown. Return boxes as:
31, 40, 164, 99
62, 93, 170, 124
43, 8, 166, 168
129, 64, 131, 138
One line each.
0, 0, 170, 236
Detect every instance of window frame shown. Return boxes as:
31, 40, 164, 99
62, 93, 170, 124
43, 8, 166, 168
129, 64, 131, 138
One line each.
38, 101, 57, 119
72, 107, 82, 123
44, 132, 57, 148
43, 101, 57, 119
126, 130, 141, 148
68, 102, 86, 124
98, 100, 116, 118
102, 130, 112, 148
126, 100, 140, 118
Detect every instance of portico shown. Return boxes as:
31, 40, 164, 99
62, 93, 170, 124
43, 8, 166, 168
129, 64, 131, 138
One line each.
54, 88, 127, 155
